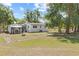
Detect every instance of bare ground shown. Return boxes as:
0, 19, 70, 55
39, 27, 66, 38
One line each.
0, 47, 79, 56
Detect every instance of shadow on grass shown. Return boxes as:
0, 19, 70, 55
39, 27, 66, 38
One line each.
48, 32, 79, 43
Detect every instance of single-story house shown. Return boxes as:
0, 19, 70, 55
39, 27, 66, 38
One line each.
8, 22, 47, 34
8, 24, 23, 34
23, 23, 47, 32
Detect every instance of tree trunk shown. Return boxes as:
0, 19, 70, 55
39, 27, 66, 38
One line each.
65, 18, 71, 34
72, 26, 74, 31
66, 25, 70, 34
2, 24, 5, 33
77, 4, 79, 32
58, 25, 62, 33
74, 26, 77, 32
65, 4, 73, 34
77, 25, 79, 32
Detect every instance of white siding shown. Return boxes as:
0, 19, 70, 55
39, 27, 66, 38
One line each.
8, 26, 11, 33
27, 24, 47, 32
8, 23, 47, 33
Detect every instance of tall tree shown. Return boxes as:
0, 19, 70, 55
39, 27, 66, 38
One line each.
24, 9, 41, 23
65, 4, 74, 33
33, 8, 40, 23
0, 4, 15, 31
45, 3, 79, 34
45, 3, 64, 33
24, 10, 33, 22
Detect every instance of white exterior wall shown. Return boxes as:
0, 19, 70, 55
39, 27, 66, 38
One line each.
8, 25, 22, 33
26, 24, 32, 32
40, 25, 47, 32
8, 23, 47, 33
30, 25, 39, 32
26, 23, 47, 32
8, 26, 11, 33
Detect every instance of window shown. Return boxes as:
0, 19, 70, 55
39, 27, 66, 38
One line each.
33, 25, 37, 28
28, 26, 29, 28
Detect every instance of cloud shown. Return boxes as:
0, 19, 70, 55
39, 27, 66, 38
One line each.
34, 3, 48, 23
34, 3, 40, 8
39, 9, 46, 12
2, 3, 12, 7
10, 7, 13, 10
2, 3, 13, 11
19, 7, 24, 11
13, 13, 20, 18
34, 3, 47, 12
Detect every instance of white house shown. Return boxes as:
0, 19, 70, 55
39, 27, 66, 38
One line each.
23, 23, 47, 32
8, 24, 23, 34
8, 22, 47, 34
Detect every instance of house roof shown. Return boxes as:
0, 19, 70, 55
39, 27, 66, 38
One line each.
9, 22, 45, 28
24, 22, 45, 25
9, 24, 22, 28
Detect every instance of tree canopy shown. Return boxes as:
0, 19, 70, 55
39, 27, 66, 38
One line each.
24, 8, 41, 23
0, 4, 15, 31
45, 3, 79, 34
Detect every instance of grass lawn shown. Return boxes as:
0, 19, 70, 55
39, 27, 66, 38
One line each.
10, 39, 65, 47
1, 29, 79, 55
1, 32, 79, 56
10, 38, 71, 47
0, 37, 5, 43
10, 32, 79, 48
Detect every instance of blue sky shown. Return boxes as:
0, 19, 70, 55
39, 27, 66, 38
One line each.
2, 3, 47, 19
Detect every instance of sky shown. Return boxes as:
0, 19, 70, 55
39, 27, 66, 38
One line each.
2, 3, 47, 19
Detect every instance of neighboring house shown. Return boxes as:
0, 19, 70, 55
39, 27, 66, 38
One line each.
8, 22, 47, 34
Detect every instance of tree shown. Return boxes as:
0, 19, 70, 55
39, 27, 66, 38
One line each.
76, 4, 79, 32
45, 3, 79, 34
65, 4, 74, 33
24, 9, 41, 23
24, 10, 33, 22
0, 4, 15, 32
16, 18, 26, 24
33, 8, 40, 23
45, 4, 64, 33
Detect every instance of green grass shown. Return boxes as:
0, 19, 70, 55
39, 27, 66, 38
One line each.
1, 32, 79, 55
0, 37, 5, 43
11, 37, 77, 48
10, 33, 79, 48
6, 31, 79, 48
12, 39, 58, 47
